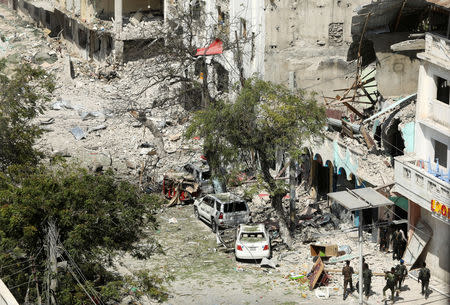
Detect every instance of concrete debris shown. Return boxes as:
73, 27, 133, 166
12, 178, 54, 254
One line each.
70, 126, 86, 140
40, 118, 55, 125
88, 124, 107, 133
168, 217, 178, 224
51, 99, 73, 110
260, 257, 278, 269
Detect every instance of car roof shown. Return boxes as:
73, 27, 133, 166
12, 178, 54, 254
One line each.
239, 223, 265, 232
207, 192, 243, 203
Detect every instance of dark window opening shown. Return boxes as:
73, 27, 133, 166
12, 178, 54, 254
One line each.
436, 76, 449, 105
191, 0, 202, 20
78, 29, 87, 48
224, 201, 247, 213
214, 62, 229, 93
240, 18, 247, 38
434, 139, 448, 167
383, 118, 405, 157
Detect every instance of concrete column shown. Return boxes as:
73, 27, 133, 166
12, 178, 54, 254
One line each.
114, 0, 122, 33
114, 0, 123, 62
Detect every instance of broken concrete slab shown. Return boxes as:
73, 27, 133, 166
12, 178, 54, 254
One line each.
88, 124, 107, 133
70, 126, 86, 140
260, 257, 278, 269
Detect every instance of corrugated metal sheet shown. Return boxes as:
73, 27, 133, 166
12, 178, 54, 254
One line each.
426, 0, 450, 9
328, 187, 394, 211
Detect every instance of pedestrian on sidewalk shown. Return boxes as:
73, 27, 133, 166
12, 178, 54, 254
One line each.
383, 267, 396, 302
362, 263, 372, 300
342, 260, 354, 300
395, 259, 408, 291
418, 262, 431, 297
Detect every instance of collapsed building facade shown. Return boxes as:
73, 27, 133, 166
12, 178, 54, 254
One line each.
7, 0, 449, 287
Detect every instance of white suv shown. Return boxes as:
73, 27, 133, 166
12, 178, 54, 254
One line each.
194, 193, 250, 232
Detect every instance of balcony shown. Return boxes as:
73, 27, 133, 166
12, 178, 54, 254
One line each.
394, 155, 449, 212
418, 33, 450, 70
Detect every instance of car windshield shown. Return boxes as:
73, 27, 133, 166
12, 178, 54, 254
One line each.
240, 232, 265, 242
223, 201, 247, 213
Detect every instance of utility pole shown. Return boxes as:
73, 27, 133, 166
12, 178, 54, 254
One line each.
358, 211, 363, 305
289, 160, 297, 231
47, 220, 58, 305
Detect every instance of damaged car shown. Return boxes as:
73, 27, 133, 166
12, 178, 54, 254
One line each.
194, 193, 250, 232
235, 224, 271, 261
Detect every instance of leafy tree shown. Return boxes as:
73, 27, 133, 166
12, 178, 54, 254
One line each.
0, 164, 169, 304
0, 59, 54, 171
187, 78, 326, 246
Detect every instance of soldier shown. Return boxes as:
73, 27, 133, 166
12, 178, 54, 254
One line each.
418, 262, 431, 297
342, 260, 354, 300
383, 267, 396, 302
362, 263, 372, 300
392, 228, 401, 260
395, 259, 408, 290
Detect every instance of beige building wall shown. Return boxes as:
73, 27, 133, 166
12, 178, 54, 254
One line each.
420, 207, 450, 283
263, 0, 368, 96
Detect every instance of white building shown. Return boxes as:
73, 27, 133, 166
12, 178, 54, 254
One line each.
394, 32, 450, 283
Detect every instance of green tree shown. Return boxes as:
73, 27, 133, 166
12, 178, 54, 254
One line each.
0, 164, 169, 304
0, 59, 54, 171
187, 78, 326, 246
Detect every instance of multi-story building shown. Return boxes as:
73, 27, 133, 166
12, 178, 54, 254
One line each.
394, 32, 450, 283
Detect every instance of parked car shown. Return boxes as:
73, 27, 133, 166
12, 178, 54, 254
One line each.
235, 224, 271, 261
193, 193, 250, 232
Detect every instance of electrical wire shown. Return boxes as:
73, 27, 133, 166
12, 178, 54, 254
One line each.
57, 242, 106, 305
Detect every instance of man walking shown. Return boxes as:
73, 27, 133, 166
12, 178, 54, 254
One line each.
395, 259, 408, 291
342, 260, 354, 300
362, 263, 372, 300
383, 267, 396, 302
392, 228, 402, 260
418, 262, 431, 297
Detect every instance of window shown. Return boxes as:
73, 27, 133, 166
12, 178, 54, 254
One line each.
436, 77, 449, 105
434, 139, 448, 167
240, 18, 247, 38
191, 0, 202, 20
204, 197, 214, 207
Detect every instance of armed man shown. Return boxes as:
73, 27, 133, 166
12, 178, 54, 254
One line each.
395, 259, 408, 292
383, 267, 396, 302
342, 260, 354, 300
418, 262, 431, 297
362, 262, 372, 300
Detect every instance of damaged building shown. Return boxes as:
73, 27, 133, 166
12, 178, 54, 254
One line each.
393, 30, 450, 283
9, 0, 164, 61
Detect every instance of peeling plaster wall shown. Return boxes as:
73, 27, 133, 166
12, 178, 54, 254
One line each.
263, 0, 368, 96
371, 33, 420, 97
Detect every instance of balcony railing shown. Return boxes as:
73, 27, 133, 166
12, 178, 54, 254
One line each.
394, 156, 449, 210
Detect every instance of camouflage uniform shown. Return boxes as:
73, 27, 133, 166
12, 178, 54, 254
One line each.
383, 271, 396, 301
395, 263, 407, 289
392, 230, 401, 260
363, 267, 372, 297
418, 266, 431, 296
342, 265, 354, 299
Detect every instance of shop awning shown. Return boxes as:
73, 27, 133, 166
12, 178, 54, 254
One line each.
328, 187, 394, 211
195, 39, 223, 56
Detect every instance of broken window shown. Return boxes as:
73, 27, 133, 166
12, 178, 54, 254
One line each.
213, 61, 229, 93
436, 76, 449, 105
434, 139, 448, 167
191, 0, 202, 20
240, 18, 247, 38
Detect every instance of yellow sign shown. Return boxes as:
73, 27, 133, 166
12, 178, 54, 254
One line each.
431, 199, 450, 223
